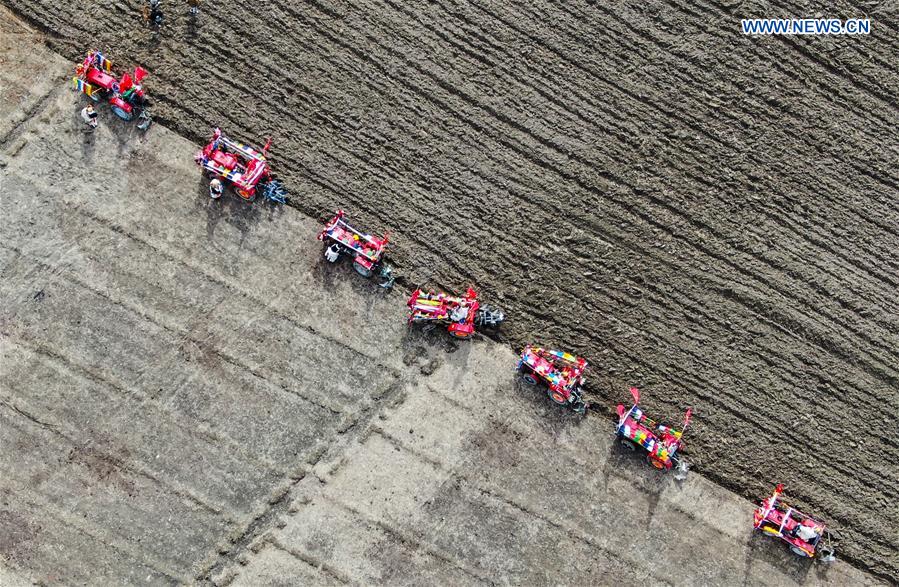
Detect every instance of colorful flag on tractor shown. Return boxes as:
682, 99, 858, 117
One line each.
629, 386, 640, 404
73, 77, 95, 98
96, 52, 112, 72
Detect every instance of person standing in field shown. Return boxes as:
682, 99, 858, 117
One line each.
188, 0, 201, 15
80, 104, 98, 130
208, 178, 224, 199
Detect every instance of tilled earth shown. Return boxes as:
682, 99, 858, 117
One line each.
4, 0, 899, 581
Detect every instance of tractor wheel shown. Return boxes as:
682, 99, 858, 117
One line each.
790, 546, 812, 558
760, 525, 781, 537
111, 106, 133, 121
521, 372, 539, 386
619, 438, 636, 451
447, 322, 473, 339
547, 388, 567, 405
88, 90, 103, 102
237, 188, 256, 201
647, 455, 667, 469
354, 261, 374, 278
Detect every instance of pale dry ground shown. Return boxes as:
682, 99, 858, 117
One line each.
0, 7, 885, 586
4, 0, 899, 579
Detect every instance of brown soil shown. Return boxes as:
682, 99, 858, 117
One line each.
4, 0, 898, 580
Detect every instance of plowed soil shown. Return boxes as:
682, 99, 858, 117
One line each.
5, 0, 898, 581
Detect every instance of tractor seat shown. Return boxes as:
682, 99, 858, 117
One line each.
211, 151, 238, 170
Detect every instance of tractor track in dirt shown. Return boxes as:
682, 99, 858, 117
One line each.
4, 0, 898, 581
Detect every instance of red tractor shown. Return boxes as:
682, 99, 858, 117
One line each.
754, 484, 836, 561
318, 210, 389, 279
73, 50, 151, 128
615, 387, 691, 472
407, 287, 504, 339
195, 128, 287, 203
517, 346, 589, 414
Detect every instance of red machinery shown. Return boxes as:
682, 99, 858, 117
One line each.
318, 210, 388, 277
407, 287, 504, 339
73, 50, 150, 127
517, 346, 589, 414
754, 484, 836, 561
615, 387, 691, 471
195, 128, 286, 203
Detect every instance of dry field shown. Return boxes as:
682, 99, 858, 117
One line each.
2, 0, 898, 583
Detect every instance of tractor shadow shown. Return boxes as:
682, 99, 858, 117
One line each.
512, 377, 594, 437
397, 328, 460, 379
194, 177, 263, 245
313, 250, 395, 302
597, 436, 684, 529
402, 323, 463, 355
398, 327, 477, 395
741, 530, 817, 584
106, 114, 147, 158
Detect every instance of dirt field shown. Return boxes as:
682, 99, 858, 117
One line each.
0, 52, 884, 584
2, 0, 898, 583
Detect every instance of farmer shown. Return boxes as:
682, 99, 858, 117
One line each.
792, 522, 819, 543
450, 304, 469, 323
208, 178, 224, 199
80, 104, 99, 129
325, 243, 341, 263
187, 0, 201, 14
